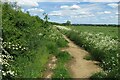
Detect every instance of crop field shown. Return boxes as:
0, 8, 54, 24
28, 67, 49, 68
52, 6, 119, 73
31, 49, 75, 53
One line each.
69, 26, 119, 39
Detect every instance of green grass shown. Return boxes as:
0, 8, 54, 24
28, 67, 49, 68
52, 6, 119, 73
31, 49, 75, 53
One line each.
56, 51, 72, 63
70, 26, 118, 39
12, 47, 50, 78
52, 51, 72, 79
84, 55, 93, 60
90, 72, 107, 79
52, 62, 71, 79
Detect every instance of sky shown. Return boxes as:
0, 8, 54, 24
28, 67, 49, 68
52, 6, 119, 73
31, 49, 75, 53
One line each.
2, 0, 120, 24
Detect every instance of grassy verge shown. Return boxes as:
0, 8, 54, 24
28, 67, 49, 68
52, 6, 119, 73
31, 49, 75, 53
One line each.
12, 47, 50, 78
52, 51, 72, 79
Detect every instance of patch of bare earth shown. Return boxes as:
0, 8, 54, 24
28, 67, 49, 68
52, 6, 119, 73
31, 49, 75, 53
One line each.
43, 56, 57, 78
61, 35, 102, 78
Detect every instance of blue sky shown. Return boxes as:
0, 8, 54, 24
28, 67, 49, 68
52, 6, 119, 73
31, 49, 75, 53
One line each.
37, 2, 118, 24
6, 0, 119, 24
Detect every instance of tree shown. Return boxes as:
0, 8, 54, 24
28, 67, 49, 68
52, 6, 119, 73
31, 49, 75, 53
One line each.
66, 20, 71, 26
11, 2, 21, 11
43, 12, 50, 28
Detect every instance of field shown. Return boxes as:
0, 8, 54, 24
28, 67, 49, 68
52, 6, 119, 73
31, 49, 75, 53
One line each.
69, 26, 119, 39
57, 25, 120, 78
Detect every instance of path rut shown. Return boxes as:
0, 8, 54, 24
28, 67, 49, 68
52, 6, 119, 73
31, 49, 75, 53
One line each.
43, 56, 57, 78
62, 35, 102, 78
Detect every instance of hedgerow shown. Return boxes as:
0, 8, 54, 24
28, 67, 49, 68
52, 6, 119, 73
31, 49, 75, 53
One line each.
1, 3, 68, 79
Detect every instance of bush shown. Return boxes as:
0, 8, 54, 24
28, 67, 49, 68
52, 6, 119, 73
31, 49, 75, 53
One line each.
1, 3, 69, 79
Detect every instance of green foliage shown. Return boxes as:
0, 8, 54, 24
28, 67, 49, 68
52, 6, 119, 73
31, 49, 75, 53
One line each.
52, 51, 72, 78
56, 38, 68, 48
2, 3, 48, 78
66, 20, 71, 26
12, 47, 50, 78
52, 62, 71, 79
44, 41, 59, 56
56, 51, 72, 63
90, 72, 107, 79
84, 55, 93, 60
2, 3, 68, 79
43, 13, 50, 28
70, 26, 118, 40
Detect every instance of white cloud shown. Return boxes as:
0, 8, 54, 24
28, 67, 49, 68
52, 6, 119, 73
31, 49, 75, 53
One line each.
49, 4, 85, 17
49, 7, 93, 18
27, 8, 44, 12
49, 11, 62, 16
72, 13, 94, 18
39, 0, 77, 2
2, 0, 119, 9
27, 8, 44, 14
97, 11, 111, 14
17, 0, 39, 8
2, 0, 119, 2
60, 5, 69, 9
104, 11, 111, 14
60, 4, 80, 10
82, 0, 119, 2
77, 11, 91, 15
115, 12, 120, 15
39, 0, 120, 2
1, 0, 78, 2
1, 0, 32, 2
70, 5, 80, 10
50, 3, 98, 18
1, 0, 39, 8
107, 3, 118, 8
49, 10, 72, 16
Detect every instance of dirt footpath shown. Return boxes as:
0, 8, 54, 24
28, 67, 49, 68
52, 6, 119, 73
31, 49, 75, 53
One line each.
62, 35, 102, 78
